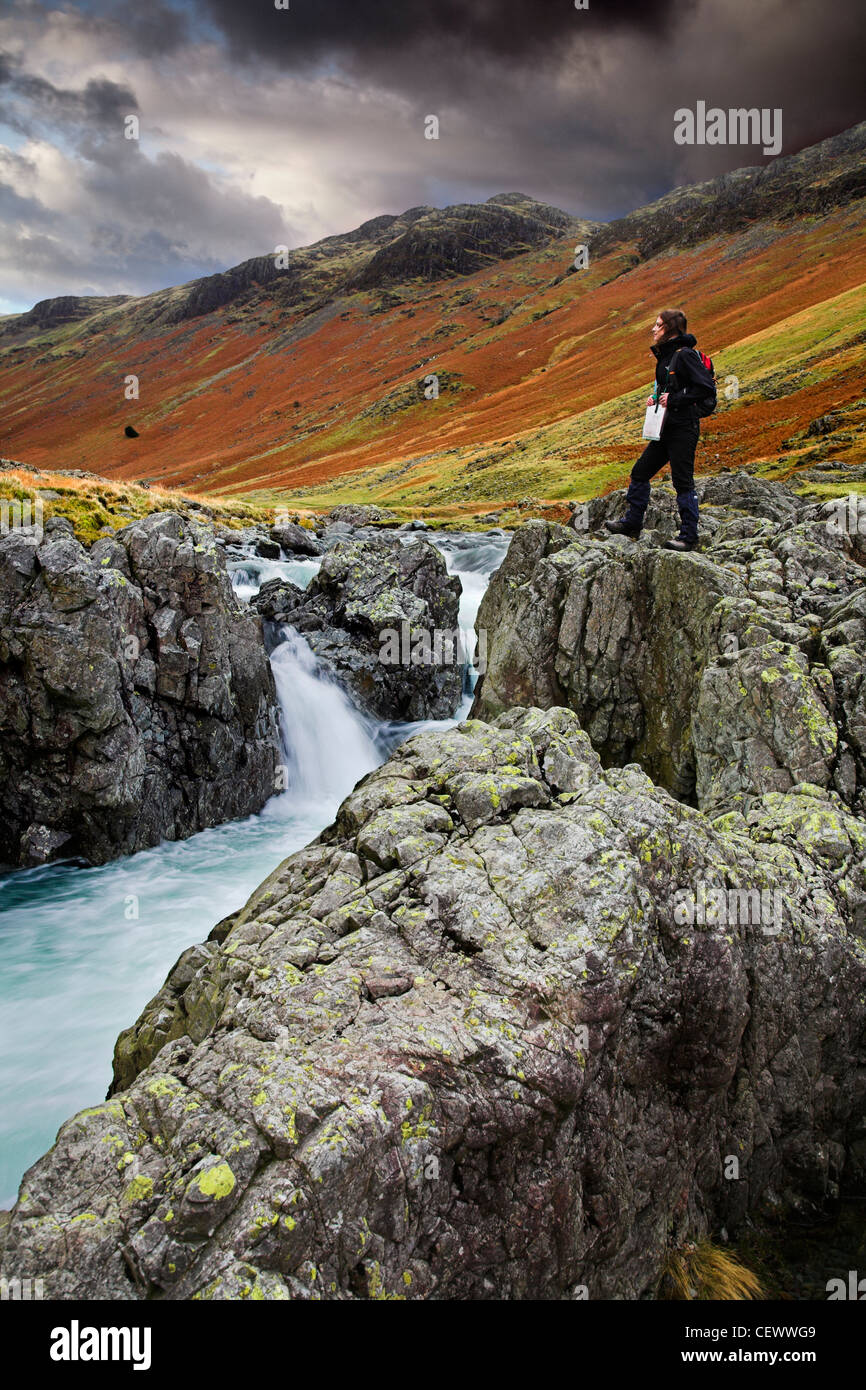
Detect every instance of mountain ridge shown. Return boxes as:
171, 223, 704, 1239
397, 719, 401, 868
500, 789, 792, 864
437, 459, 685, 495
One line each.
0, 193, 593, 338
4, 121, 864, 337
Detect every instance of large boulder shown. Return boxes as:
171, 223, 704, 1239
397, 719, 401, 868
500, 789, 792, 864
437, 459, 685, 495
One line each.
0, 512, 281, 868
253, 534, 463, 721
325, 504, 398, 529
2, 707, 864, 1299
269, 521, 322, 557
474, 478, 866, 817
573, 470, 806, 546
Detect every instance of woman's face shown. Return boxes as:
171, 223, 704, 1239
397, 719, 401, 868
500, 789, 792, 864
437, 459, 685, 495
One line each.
651, 315, 666, 345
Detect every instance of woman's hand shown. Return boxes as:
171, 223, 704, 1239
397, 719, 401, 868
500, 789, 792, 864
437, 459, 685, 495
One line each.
646, 395, 655, 407
659, 392, 670, 406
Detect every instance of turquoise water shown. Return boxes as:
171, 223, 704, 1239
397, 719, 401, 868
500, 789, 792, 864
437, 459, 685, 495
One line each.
0, 794, 334, 1207
0, 533, 506, 1207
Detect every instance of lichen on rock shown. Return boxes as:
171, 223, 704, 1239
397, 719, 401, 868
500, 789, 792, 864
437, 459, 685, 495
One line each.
3, 704, 864, 1300
471, 476, 866, 818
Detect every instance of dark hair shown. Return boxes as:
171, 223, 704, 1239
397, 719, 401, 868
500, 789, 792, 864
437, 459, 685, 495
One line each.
658, 308, 688, 339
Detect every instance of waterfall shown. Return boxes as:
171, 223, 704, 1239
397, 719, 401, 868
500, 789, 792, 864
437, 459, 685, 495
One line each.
270, 628, 379, 806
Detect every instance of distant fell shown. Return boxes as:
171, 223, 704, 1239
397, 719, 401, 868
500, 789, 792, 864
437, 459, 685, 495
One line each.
1, 122, 864, 518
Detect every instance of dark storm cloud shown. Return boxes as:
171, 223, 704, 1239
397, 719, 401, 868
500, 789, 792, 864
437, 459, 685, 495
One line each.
117, 0, 191, 56
196, 0, 866, 173
202, 0, 677, 67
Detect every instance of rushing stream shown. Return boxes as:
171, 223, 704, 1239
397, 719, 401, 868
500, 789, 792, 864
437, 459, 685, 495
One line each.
0, 530, 508, 1207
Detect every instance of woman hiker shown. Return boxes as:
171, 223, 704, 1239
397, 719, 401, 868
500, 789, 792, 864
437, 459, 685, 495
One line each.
605, 309, 716, 551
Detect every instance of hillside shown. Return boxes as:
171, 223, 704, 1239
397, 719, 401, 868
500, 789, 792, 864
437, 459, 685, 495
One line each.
1, 125, 865, 520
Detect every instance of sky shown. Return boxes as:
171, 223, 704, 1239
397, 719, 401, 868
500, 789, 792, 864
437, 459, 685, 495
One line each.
0, 0, 864, 314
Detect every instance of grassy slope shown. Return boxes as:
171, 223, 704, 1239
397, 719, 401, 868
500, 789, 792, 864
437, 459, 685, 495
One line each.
1, 201, 864, 524
0, 468, 280, 546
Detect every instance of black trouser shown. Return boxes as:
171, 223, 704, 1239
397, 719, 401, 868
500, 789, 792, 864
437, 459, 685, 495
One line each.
624, 415, 700, 540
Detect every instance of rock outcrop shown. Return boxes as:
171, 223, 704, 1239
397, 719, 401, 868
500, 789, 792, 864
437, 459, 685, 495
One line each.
2, 707, 864, 1299
474, 477, 866, 816
325, 504, 398, 529
253, 534, 463, 721
0, 512, 281, 867
589, 121, 866, 262
269, 521, 322, 557
350, 196, 588, 291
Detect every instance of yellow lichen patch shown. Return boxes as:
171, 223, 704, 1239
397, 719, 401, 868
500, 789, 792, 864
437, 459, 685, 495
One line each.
122, 1175, 154, 1205
189, 1162, 236, 1201
146, 1076, 183, 1099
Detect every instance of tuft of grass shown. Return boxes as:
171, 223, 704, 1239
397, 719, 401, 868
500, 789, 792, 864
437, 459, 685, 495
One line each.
659, 1239, 765, 1301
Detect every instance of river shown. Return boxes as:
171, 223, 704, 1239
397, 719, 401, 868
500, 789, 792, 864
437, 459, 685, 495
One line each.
0, 529, 508, 1208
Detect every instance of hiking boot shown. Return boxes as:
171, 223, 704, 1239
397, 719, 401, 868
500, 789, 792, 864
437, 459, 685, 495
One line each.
604, 518, 641, 537
663, 536, 698, 551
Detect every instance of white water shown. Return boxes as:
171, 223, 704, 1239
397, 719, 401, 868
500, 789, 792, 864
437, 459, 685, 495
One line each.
271, 629, 380, 800
229, 554, 321, 603
0, 530, 508, 1207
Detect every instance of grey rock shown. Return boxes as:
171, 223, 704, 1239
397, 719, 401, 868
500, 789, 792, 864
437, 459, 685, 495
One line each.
253, 533, 463, 721
251, 578, 305, 629
0, 511, 281, 867
806, 413, 842, 437
3, 707, 864, 1299
19, 823, 73, 866
214, 524, 263, 550
269, 522, 322, 557
326, 503, 399, 528
472, 476, 866, 817
320, 520, 355, 542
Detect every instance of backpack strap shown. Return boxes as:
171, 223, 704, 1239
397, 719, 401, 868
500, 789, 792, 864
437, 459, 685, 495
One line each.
655, 347, 685, 401
666, 347, 686, 383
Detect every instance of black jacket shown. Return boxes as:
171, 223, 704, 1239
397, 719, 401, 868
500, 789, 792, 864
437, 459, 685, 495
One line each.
652, 332, 715, 419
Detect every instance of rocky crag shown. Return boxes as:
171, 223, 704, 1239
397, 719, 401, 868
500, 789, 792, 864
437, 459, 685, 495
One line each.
0, 511, 280, 867
253, 532, 463, 721
2, 477, 864, 1300
472, 474, 866, 819
2, 703, 864, 1298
